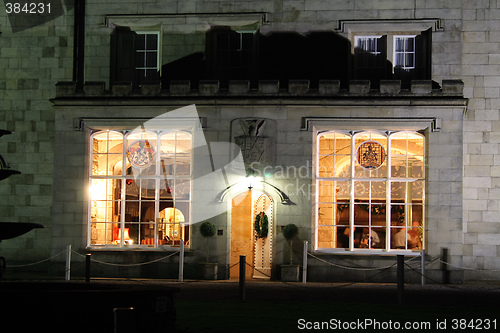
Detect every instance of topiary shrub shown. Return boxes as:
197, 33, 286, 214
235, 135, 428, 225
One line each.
282, 223, 298, 241
282, 224, 299, 265
200, 221, 216, 262
200, 221, 216, 238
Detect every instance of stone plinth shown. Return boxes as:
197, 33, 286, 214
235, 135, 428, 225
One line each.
229, 80, 250, 94
349, 80, 370, 94
380, 80, 401, 95
169, 80, 190, 94
84, 82, 105, 96
411, 80, 432, 94
289, 80, 310, 95
259, 80, 279, 94
319, 80, 340, 95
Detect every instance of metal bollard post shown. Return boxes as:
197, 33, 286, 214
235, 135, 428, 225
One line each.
85, 253, 91, 283
397, 255, 404, 304
239, 255, 246, 301
421, 249, 426, 285
441, 248, 450, 284
179, 239, 184, 282
302, 241, 308, 284
65, 245, 71, 281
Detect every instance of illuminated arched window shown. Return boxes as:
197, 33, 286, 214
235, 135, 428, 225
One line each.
316, 131, 424, 252
89, 129, 192, 248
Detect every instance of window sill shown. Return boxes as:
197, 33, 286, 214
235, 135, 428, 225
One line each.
86, 246, 191, 253
314, 248, 423, 257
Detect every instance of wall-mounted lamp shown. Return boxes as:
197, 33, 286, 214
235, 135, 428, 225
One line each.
246, 168, 256, 191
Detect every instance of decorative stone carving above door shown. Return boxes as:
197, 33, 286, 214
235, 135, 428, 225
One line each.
231, 118, 276, 172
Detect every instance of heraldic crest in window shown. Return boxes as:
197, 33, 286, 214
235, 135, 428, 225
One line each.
356, 141, 385, 170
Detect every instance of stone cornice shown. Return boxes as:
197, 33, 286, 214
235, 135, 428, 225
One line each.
51, 79, 467, 108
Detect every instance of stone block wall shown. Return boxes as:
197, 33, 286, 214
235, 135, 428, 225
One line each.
0, 8, 73, 262
461, 0, 500, 279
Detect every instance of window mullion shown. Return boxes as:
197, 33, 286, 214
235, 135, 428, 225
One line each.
349, 134, 355, 251
386, 135, 392, 251
120, 134, 127, 247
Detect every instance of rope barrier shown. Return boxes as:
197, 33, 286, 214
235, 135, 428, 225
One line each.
307, 252, 398, 271
71, 249, 180, 267
4, 247, 500, 278
6, 250, 66, 268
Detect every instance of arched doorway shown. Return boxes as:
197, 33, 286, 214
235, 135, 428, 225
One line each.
230, 190, 274, 279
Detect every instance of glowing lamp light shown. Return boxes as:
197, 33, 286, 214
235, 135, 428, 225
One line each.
90, 181, 107, 200
117, 228, 133, 245
246, 168, 257, 191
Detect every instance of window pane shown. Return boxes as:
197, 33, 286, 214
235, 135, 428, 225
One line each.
174, 202, 190, 224
371, 204, 386, 227
175, 155, 191, 175
391, 181, 406, 201
173, 179, 190, 200
318, 155, 334, 178
318, 226, 349, 249
395, 37, 404, 52
318, 203, 334, 225
408, 220, 423, 249
241, 33, 254, 49
318, 180, 335, 202
391, 227, 407, 249
159, 205, 189, 245
90, 222, 114, 245
372, 227, 385, 248
405, 53, 414, 68
140, 179, 156, 200
159, 179, 173, 199
146, 51, 158, 68
319, 133, 334, 154
391, 155, 407, 178
394, 53, 404, 67
125, 224, 139, 245
176, 132, 192, 152
135, 34, 145, 50
409, 156, 424, 178
354, 203, 369, 226
140, 220, 156, 245
146, 34, 158, 50
354, 133, 387, 177
391, 204, 406, 225
371, 181, 386, 201
92, 132, 110, 153
126, 132, 156, 172
135, 52, 145, 67
411, 180, 424, 201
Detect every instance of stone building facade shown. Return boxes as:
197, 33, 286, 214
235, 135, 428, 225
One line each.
0, 1, 499, 283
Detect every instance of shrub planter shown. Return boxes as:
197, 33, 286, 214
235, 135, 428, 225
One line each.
281, 223, 300, 282
281, 264, 300, 282
199, 221, 218, 280
199, 262, 218, 280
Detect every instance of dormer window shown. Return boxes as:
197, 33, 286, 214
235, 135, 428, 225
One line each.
110, 27, 161, 87
393, 35, 416, 71
342, 19, 438, 88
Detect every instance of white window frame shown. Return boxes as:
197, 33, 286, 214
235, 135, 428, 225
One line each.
393, 35, 416, 70
354, 35, 383, 56
88, 128, 192, 250
134, 31, 161, 78
314, 130, 425, 254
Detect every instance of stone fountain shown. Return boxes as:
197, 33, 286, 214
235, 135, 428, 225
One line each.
0, 129, 43, 280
